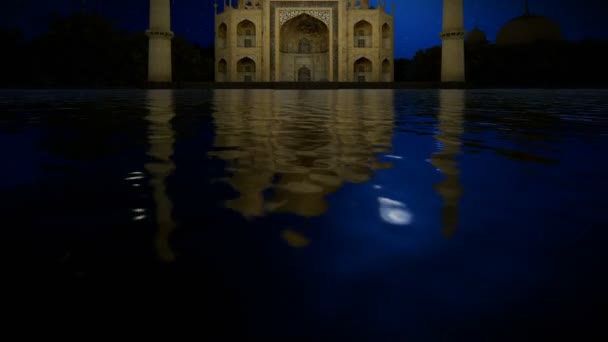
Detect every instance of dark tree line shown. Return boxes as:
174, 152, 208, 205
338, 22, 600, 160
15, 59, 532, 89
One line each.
1, 12, 215, 87
394, 40, 608, 86
2, 11, 607, 87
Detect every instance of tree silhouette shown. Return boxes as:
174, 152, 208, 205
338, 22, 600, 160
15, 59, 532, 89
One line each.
0, 11, 215, 87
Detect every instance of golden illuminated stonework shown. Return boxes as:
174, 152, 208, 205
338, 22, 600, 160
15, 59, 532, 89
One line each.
214, 0, 395, 82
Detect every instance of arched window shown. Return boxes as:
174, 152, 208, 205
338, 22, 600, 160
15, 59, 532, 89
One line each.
217, 59, 228, 82
217, 23, 227, 49
354, 21, 372, 48
354, 57, 372, 82
382, 23, 391, 49
237, 20, 256, 48
237, 57, 256, 82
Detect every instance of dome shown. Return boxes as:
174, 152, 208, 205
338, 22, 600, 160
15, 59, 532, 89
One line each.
496, 15, 563, 46
466, 28, 487, 45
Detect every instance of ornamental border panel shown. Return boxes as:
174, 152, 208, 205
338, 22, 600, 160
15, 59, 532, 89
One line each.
279, 9, 331, 27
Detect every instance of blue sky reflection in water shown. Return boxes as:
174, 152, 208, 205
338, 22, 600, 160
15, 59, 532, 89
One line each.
1, 89, 607, 338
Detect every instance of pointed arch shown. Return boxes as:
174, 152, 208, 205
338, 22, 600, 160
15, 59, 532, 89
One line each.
354, 57, 372, 82
237, 57, 256, 82
217, 59, 228, 82
279, 13, 330, 81
280, 14, 329, 53
217, 23, 227, 49
382, 23, 391, 49
237, 20, 256, 48
354, 20, 372, 48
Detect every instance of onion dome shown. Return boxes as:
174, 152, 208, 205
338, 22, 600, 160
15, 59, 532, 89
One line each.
496, 3, 563, 46
466, 28, 488, 45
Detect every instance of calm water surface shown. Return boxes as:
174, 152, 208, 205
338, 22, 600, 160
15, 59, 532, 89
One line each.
1, 89, 607, 338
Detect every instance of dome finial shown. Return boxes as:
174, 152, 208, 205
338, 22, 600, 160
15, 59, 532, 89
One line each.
525, 0, 530, 15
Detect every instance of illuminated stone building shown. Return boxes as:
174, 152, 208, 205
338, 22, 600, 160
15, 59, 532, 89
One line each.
146, 0, 470, 84
214, 0, 395, 82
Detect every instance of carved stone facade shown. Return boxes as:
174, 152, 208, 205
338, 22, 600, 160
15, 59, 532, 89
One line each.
215, 0, 394, 82
279, 9, 331, 26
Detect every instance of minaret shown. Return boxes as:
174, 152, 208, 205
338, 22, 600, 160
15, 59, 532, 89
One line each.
440, 0, 466, 83
147, 0, 174, 83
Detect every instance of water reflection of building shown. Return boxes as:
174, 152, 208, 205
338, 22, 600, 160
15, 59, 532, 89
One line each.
210, 89, 394, 218
431, 89, 464, 238
145, 90, 177, 262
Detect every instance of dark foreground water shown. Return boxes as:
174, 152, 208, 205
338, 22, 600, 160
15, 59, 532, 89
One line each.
1, 89, 607, 339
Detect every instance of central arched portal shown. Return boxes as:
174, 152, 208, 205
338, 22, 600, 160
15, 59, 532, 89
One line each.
280, 14, 330, 82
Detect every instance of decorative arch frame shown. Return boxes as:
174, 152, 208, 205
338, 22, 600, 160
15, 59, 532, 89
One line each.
270, 1, 339, 81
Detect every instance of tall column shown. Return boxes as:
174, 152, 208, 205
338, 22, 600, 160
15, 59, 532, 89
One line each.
440, 0, 466, 83
147, 0, 174, 83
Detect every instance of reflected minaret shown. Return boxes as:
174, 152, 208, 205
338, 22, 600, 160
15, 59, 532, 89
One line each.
147, 0, 173, 82
145, 90, 176, 262
440, 0, 466, 83
210, 89, 395, 218
431, 89, 464, 238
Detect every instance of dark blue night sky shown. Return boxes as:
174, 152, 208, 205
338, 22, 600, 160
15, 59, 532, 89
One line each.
1, 0, 605, 57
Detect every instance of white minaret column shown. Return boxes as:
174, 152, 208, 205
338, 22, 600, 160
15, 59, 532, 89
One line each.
440, 0, 466, 83
147, 0, 174, 83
